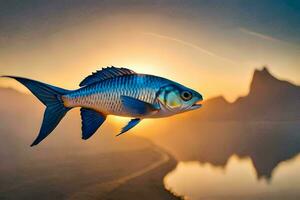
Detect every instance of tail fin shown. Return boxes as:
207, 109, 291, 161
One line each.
4, 76, 71, 146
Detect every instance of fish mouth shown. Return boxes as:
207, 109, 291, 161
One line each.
190, 99, 203, 110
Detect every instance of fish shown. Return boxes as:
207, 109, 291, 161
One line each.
3, 66, 203, 146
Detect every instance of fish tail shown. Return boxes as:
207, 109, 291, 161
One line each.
3, 76, 72, 146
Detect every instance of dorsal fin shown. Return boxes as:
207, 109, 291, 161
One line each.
79, 66, 136, 87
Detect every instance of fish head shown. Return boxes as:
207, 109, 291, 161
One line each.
157, 83, 203, 115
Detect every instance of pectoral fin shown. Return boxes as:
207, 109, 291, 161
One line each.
120, 95, 159, 116
116, 118, 141, 136
80, 108, 106, 140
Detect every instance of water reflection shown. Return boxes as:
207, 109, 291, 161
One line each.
160, 121, 300, 200
151, 121, 300, 179
165, 155, 300, 200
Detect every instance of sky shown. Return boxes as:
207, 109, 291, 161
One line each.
0, 0, 300, 102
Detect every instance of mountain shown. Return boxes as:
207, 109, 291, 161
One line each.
0, 88, 180, 200
1, 67, 299, 182
143, 67, 300, 180
197, 67, 300, 121
0, 87, 159, 162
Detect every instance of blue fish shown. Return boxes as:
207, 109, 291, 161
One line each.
4, 67, 203, 146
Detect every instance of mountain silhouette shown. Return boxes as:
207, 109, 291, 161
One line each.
0, 87, 154, 169
145, 67, 300, 180
1, 67, 299, 181
0, 87, 179, 200
197, 67, 300, 120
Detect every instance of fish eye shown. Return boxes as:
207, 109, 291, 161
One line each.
180, 91, 192, 101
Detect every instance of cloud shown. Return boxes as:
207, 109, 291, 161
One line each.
239, 28, 300, 51
239, 28, 287, 44
143, 32, 237, 65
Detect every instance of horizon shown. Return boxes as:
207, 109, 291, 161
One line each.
1, 66, 298, 103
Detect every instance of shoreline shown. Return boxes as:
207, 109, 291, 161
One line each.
68, 144, 183, 200
104, 145, 183, 200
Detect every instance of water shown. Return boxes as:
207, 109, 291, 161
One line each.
163, 122, 300, 200
165, 155, 300, 200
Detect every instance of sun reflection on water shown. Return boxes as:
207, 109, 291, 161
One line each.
164, 154, 300, 200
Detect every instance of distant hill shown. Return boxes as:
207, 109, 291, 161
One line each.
0, 87, 154, 168
1, 67, 300, 181
197, 67, 300, 121
0, 87, 180, 200
141, 67, 300, 180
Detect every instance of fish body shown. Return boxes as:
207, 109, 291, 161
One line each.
4, 67, 203, 146
63, 74, 167, 117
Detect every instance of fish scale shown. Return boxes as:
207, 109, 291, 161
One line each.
63, 74, 169, 116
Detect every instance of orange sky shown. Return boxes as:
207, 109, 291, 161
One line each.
1, 5, 299, 102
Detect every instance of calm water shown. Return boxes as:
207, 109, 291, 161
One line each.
165, 155, 300, 200
163, 122, 300, 200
